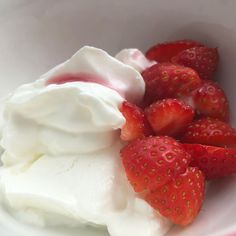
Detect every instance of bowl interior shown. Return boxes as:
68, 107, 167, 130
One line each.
1, 0, 236, 236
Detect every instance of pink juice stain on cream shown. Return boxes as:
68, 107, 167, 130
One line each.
46, 73, 126, 98
0, 46, 170, 236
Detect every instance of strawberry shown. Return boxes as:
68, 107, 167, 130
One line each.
145, 167, 205, 226
145, 99, 194, 137
182, 144, 236, 179
181, 118, 236, 147
146, 40, 203, 63
142, 63, 202, 105
120, 136, 191, 192
192, 80, 229, 121
172, 46, 219, 80
120, 101, 152, 141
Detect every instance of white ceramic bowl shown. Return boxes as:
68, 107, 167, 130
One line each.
1, 0, 236, 235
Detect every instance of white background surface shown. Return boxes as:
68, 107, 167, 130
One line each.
1, 0, 236, 235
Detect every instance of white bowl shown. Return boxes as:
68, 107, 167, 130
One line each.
1, 0, 236, 235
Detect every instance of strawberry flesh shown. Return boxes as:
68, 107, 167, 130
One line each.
172, 46, 219, 80
146, 40, 203, 63
183, 144, 236, 179
145, 167, 205, 226
145, 99, 194, 137
121, 136, 191, 192
142, 63, 202, 105
120, 101, 152, 141
181, 118, 236, 147
192, 80, 229, 121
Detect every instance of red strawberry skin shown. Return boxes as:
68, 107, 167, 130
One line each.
146, 40, 203, 63
172, 46, 219, 80
145, 99, 194, 137
192, 80, 229, 121
145, 167, 205, 226
120, 136, 191, 192
142, 63, 202, 105
181, 118, 236, 147
183, 144, 236, 179
120, 101, 152, 141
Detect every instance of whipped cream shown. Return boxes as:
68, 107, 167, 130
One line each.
41, 46, 145, 104
115, 48, 156, 72
1, 81, 124, 165
0, 46, 171, 236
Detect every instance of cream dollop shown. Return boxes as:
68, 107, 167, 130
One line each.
1, 46, 147, 165
115, 48, 156, 72
41, 46, 145, 104
1, 81, 125, 165
0, 46, 171, 236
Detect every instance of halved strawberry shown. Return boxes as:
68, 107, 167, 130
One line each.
146, 40, 203, 63
172, 46, 219, 80
192, 80, 229, 121
145, 99, 194, 137
142, 63, 202, 105
120, 101, 152, 141
182, 144, 236, 179
181, 118, 236, 147
120, 136, 191, 192
145, 167, 205, 226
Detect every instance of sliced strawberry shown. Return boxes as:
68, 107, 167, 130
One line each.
120, 136, 191, 192
145, 99, 194, 137
142, 63, 202, 105
119, 101, 152, 141
145, 167, 205, 226
182, 144, 236, 179
146, 40, 203, 63
172, 46, 219, 80
192, 80, 229, 121
181, 118, 236, 147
